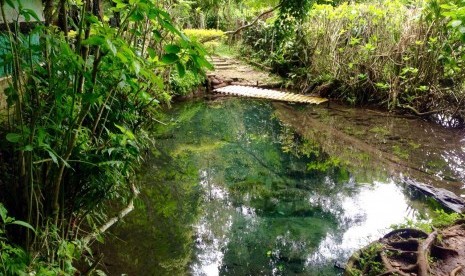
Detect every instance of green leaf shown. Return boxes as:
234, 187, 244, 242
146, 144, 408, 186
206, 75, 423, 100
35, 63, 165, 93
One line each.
117, 51, 129, 63
440, 4, 454, 9
161, 20, 181, 36
106, 147, 115, 156
6, 133, 21, 143
130, 11, 144, 21
147, 48, 156, 59
86, 15, 100, 24
115, 124, 136, 140
176, 62, 186, 77
139, 91, 154, 103
164, 44, 181, 54
115, 1, 127, 10
47, 150, 59, 164
21, 10, 31, 21
161, 53, 179, 64
96, 234, 104, 243
20, 8, 40, 22
153, 30, 162, 42
156, 8, 171, 21
4, 0, 15, 9
106, 38, 117, 55
132, 61, 141, 75
0, 203, 7, 222
11, 220, 36, 233
193, 55, 213, 70
23, 145, 33, 151
82, 35, 105, 46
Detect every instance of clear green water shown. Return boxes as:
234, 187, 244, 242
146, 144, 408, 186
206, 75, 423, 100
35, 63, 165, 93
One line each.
99, 99, 433, 276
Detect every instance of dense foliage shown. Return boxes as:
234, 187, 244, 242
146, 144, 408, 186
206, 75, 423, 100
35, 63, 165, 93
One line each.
1, 0, 465, 273
0, 0, 210, 274
240, 0, 465, 125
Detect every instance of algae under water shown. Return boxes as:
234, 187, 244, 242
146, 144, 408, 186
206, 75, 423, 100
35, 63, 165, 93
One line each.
99, 99, 439, 276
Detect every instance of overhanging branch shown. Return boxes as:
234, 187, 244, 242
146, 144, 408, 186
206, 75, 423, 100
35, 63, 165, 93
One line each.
83, 182, 140, 244
224, 2, 282, 36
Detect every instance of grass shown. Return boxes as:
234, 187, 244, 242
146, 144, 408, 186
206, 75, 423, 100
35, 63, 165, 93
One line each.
214, 43, 240, 58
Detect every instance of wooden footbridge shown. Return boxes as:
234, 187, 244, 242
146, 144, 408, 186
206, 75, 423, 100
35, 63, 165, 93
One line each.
214, 85, 328, 105
208, 56, 328, 105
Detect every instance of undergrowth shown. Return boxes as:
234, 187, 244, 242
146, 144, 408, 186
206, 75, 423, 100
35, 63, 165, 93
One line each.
0, 0, 210, 273
240, 0, 465, 125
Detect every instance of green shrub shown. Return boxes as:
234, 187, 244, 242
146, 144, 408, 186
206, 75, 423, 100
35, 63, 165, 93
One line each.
241, 0, 465, 121
183, 29, 225, 54
184, 29, 225, 43
0, 1, 210, 273
170, 71, 205, 96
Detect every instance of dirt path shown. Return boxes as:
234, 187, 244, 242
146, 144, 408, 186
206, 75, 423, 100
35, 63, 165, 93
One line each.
207, 55, 282, 87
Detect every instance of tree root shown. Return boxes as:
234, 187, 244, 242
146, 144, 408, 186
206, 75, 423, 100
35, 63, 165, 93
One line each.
400, 104, 444, 117
383, 228, 428, 239
378, 252, 411, 276
417, 230, 437, 276
345, 221, 465, 276
387, 238, 419, 251
432, 244, 459, 258
450, 265, 463, 276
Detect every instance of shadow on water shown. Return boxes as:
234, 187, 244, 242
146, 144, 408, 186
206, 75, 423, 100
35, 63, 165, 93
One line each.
98, 99, 446, 276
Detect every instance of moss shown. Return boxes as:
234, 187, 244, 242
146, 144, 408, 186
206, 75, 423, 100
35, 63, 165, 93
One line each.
392, 145, 409, 159
369, 126, 390, 136
171, 141, 228, 157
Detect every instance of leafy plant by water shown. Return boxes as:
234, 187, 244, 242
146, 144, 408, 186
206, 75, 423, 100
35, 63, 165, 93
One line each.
240, 0, 465, 124
0, 0, 210, 273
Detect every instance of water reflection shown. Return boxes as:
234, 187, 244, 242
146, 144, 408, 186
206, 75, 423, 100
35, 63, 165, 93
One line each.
192, 170, 233, 276
307, 181, 418, 267
274, 103, 465, 196
99, 99, 437, 275
191, 175, 422, 275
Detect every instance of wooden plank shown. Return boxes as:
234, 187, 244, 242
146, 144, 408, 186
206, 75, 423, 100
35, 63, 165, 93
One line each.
214, 85, 328, 105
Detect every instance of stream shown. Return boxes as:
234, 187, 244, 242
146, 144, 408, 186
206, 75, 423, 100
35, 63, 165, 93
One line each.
97, 99, 465, 275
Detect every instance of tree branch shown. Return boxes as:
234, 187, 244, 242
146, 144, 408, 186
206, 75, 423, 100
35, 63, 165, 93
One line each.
224, 3, 283, 36
400, 105, 444, 117
83, 182, 140, 244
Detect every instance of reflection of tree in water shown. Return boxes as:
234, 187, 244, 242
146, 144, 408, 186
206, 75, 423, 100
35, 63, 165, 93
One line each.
179, 100, 365, 274
98, 144, 202, 276
101, 99, 429, 276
